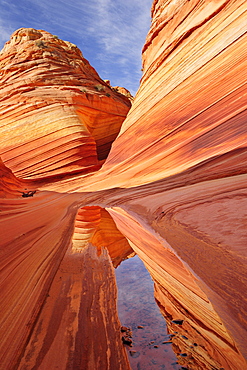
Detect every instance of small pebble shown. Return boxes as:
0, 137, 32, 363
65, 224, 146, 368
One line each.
137, 325, 144, 329
129, 350, 140, 358
154, 345, 159, 348
162, 341, 172, 344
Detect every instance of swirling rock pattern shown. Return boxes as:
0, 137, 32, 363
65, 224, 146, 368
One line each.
0, 1, 247, 369
0, 28, 131, 179
82, 0, 247, 190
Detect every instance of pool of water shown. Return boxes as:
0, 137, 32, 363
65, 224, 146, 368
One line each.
115, 255, 182, 370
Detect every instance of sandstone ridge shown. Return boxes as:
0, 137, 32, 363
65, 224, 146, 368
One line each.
0, 27, 131, 179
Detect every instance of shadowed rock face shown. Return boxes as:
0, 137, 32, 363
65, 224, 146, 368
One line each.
1, 1, 247, 369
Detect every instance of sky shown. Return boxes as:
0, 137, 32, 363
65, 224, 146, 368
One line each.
0, 0, 152, 95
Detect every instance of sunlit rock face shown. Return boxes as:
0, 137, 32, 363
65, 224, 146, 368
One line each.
72, 206, 132, 265
0, 28, 131, 178
1, 1, 247, 369
79, 0, 246, 368
85, 0, 247, 190
0, 158, 26, 198
90, 208, 133, 267
0, 28, 132, 370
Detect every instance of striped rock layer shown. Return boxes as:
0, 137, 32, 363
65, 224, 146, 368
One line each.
0, 28, 132, 370
0, 28, 131, 179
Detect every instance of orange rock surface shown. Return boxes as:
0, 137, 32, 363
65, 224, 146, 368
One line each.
0, 28, 131, 370
19, 244, 130, 370
0, 28, 131, 179
1, 1, 247, 369
91, 208, 133, 267
78, 0, 247, 190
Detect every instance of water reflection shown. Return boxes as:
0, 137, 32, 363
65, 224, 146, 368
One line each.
115, 255, 181, 370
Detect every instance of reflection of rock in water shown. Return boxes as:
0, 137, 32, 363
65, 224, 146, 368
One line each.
116, 255, 181, 370
155, 282, 231, 370
110, 207, 247, 370
19, 244, 131, 370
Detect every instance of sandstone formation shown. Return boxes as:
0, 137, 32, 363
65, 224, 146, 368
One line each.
0, 157, 26, 198
112, 86, 134, 101
1, 1, 247, 369
19, 244, 130, 370
0, 28, 131, 179
77, 0, 247, 190
90, 208, 133, 267
0, 28, 131, 370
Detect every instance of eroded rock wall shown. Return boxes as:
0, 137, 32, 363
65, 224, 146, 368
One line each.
77, 0, 247, 190
78, 0, 247, 367
19, 245, 130, 370
0, 28, 131, 179
106, 178, 247, 369
0, 28, 132, 370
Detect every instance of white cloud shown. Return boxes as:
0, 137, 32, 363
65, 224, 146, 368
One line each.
0, 20, 15, 50
78, 0, 151, 91
85, 0, 151, 56
0, 0, 152, 92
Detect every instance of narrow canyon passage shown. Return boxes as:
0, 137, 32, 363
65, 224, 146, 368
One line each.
1, 178, 246, 369
115, 254, 181, 370
1, 0, 247, 368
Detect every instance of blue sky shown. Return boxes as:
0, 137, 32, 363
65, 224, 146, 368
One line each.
0, 0, 152, 94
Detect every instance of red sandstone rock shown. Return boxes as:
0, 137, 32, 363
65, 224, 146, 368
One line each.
80, 1, 246, 368
0, 158, 26, 198
90, 208, 133, 267
20, 245, 130, 370
112, 86, 134, 101
72, 206, 101, 250
0, 28, 131, 370
0, 28, 131, 179
79, 0, 247, 190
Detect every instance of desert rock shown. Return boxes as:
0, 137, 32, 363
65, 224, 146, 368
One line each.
0, 1, 247, 369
